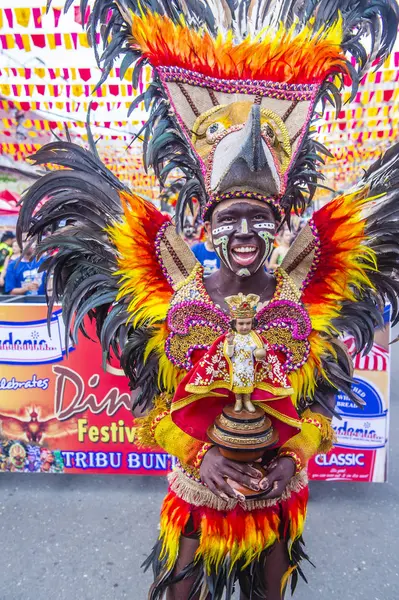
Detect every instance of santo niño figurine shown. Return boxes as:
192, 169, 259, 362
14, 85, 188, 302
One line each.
225, 293, 266, 413
170, 293, 295, 446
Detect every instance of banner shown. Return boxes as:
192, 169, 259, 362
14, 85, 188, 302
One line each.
307, 306, 391, 482
0, 303, 174, 475
0, 303, 391, 481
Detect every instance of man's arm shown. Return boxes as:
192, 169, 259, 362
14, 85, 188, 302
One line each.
253, 388, 338, 500
133, 392, 207, 466
9, 287, 27, 295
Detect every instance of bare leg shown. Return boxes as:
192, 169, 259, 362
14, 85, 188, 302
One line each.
166, 535, 209, 600
239, 540, 290, 600
243, 393, 256, 413
234, 393, 243, 412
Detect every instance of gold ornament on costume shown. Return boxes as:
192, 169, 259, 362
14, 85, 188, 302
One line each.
225, 293, 260, 319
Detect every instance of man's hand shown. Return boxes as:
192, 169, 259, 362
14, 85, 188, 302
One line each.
200, 446, 262, 500
257, 456, 296, 499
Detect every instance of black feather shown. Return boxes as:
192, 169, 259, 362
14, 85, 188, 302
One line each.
144, 531, 311, 600
17, 136, 164, 408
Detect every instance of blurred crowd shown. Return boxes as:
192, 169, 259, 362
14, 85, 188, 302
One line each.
0, 230, 46, 296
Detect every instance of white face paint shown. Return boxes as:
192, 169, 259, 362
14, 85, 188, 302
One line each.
213, 235, 233, 270
253, 222, 276, 230
240, 218, 249, 234
212, 225, 234, 235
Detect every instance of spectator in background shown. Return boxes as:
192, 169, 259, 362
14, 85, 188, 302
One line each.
192, 228, 220, 277
268, 228, 292, 271
182, 219, 199, 247
1, 239, 21, 277
5, 241, 46, 296
0, 231, 15, 292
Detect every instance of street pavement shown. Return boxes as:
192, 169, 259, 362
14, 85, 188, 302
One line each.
1, 344, 399, 600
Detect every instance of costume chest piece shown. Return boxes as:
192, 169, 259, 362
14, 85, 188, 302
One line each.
165, 264, 311, 372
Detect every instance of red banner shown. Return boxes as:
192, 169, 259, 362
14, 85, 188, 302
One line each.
0, 303, 173, 475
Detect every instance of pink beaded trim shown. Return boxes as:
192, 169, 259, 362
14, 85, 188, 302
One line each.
154, 221, 175, 288
263, 323, 311, 371
257, 299, 312, 340
256, 299, 311, 371
165, 313, 225, 371
300, 217, 322, 291
168, 299, 230, 333
278, 450, 303, 475
158, 66, 318, 101
193, 442, 213, 469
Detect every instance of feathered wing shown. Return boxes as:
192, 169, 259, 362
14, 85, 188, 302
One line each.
0, 415, 27, 439
42, 416, 79, 438
18, 140, 126, 347
107, 189, 192, 408
282, 142, 399, 410
17, 139, 192, 411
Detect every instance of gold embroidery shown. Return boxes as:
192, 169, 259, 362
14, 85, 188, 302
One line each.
167, 323, 222, 366
262, 328, 308, 366
219, 414, 266, 431
214, 429, 274, 445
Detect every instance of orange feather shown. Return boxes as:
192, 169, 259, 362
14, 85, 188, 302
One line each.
129, 12, 348, 84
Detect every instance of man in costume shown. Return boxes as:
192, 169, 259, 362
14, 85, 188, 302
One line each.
18, 1, 399, 599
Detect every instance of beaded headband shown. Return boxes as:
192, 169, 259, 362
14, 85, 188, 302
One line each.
201, 191, 283, 222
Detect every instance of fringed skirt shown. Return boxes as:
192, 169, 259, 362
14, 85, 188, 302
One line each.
143, 467, 310, 600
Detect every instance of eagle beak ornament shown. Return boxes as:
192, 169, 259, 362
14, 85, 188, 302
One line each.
208, 103, 285, 198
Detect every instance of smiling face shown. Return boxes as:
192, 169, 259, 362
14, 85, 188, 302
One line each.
208, 199, 277, 277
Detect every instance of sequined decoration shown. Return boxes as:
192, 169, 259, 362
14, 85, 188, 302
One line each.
166, 265, 230, 369
166, 265, 311, 372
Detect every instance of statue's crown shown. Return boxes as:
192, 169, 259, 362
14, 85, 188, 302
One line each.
225, 293, 260, 318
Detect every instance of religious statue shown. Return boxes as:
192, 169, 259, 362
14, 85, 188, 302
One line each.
224, 293, 266, 413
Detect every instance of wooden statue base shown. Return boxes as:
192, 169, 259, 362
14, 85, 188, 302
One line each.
207, 404, 278, 497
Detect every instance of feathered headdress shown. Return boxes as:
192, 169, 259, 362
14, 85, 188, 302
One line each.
61, 0, 398, 227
